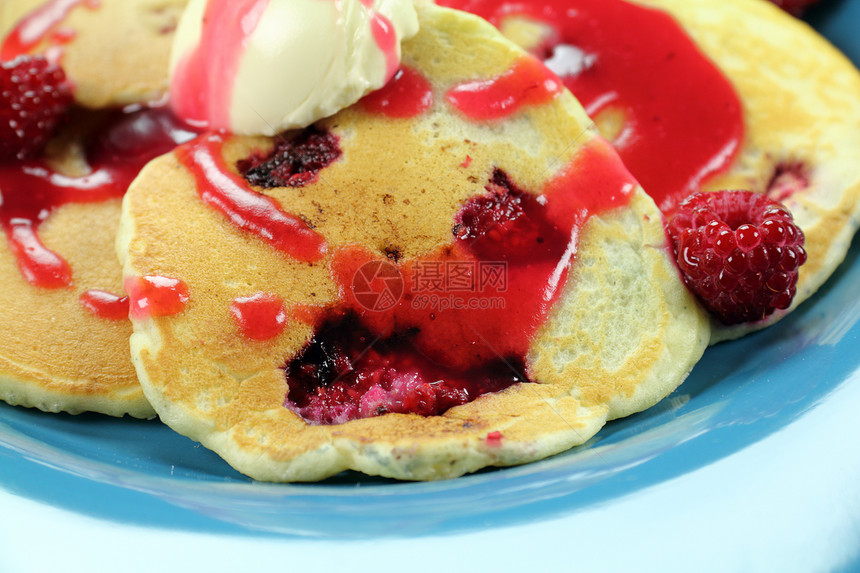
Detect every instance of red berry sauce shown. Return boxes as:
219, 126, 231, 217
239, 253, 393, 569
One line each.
79, 289, 130, 321
439, 0, 744, 213
125, 275, 189, 319
359, 66, 434, 118
167, 40, 634, 424
0, 106, 197, 290
446, 56, 563, 121
0, 0, 100, 61
169, 0, 402, 130
280, 138, 636, 423
358, 0, 403, 82
368, 9, 400, 82
230, 292, 288, 340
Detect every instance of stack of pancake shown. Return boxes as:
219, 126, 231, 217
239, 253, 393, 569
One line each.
1, 0, 857, 481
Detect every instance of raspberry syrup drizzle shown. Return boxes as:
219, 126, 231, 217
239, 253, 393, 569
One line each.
230, 292, 288, 340
79, 289, 129, 321
174, 134, 327, 262
170, 0, 269, 130
0, 0, 100, 61
0, 107, 197, 290
446, 56, 563, 120
125, 275, 189, 319
284, 138, 636, 424
439, 0, 744, 213
359, 66, 434, 118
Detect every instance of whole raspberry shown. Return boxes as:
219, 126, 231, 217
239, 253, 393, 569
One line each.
0, 55, 73, 161
666, 190, 807, 325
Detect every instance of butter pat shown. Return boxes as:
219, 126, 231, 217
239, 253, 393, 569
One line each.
169, 0, 419, 135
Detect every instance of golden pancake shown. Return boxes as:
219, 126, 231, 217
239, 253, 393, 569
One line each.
0, 0, 190, 417
118, 2, 709, 481
468, 0, 860, 342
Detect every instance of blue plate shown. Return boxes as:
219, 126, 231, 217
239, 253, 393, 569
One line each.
2, 2, 859, 570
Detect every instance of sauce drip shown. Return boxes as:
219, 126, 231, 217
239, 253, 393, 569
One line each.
438, 0, 744, 213
170, 0, 269, 129
359, 66, 434, 118
359, 0, 402, 81
79, 289, 130, 321
230, 292, 288, 340
446, 56, 563, 121
125, 275, 189, 319
0, 107, 197, 289
0, 0, 100, 61
170, 0, 401, 130
369, 12, 399, 82
174, 134, 327, 262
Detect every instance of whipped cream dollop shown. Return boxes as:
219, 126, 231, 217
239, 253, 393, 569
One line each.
169, 0, 419, 135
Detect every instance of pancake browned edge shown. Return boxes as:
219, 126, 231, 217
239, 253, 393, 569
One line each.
499, 0, 860, 343
118, 2, 709, 482
0, 0, 187, 417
